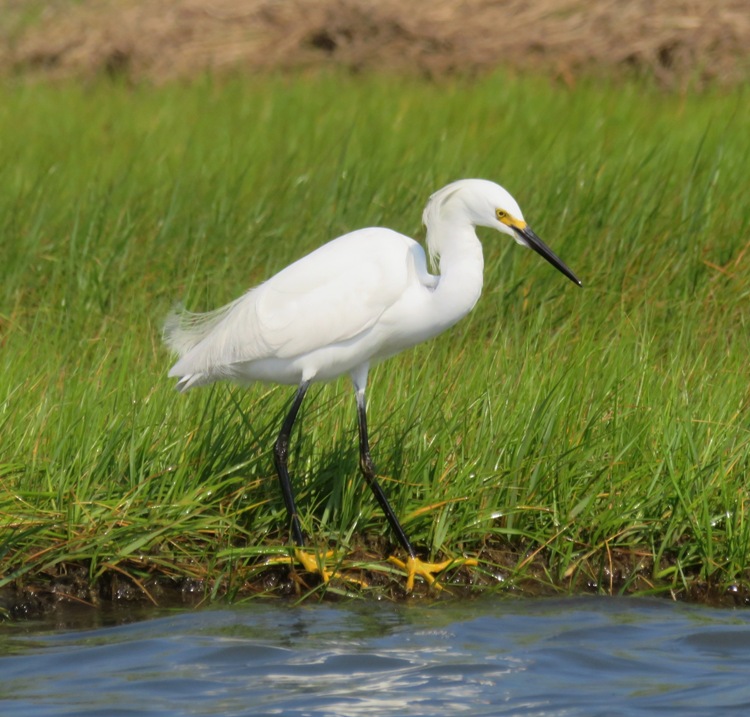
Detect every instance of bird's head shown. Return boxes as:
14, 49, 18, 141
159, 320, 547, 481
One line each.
424, 179, 582, 287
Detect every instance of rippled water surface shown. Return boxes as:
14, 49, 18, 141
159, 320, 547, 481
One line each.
2, 596, 750, 716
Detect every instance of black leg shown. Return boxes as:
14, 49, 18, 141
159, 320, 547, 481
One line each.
355, 389, 417, 560
273, 380, 310, 547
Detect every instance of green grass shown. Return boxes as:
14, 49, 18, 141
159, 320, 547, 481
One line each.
1, 72, 749, 606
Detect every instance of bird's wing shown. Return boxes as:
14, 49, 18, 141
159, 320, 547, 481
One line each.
167, 228, 427, 377
253, 228, 416, 358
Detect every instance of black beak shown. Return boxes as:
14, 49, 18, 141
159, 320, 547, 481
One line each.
513, 225, 582, 287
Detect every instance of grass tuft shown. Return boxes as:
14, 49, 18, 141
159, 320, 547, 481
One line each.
1, 72, 749, 609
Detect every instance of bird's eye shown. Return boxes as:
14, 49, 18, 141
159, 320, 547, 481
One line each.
496, 209, 507, 221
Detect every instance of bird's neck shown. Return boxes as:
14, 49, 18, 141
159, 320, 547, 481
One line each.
429, 223, 485, 327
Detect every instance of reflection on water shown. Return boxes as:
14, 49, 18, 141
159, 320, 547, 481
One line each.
2, 596, 750, 716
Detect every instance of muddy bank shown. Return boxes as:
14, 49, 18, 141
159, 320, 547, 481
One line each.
3, 544, 749, 619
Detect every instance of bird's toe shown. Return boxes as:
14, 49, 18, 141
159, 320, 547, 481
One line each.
388, 555, 478, 593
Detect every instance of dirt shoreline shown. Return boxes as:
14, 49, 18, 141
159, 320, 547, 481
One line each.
3, 0, 749, 87
3, 544, 749, 619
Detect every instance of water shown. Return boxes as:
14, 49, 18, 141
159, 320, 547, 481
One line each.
2, 596, 750, 716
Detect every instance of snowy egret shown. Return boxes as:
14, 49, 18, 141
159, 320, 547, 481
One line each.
164, 178, 581, 591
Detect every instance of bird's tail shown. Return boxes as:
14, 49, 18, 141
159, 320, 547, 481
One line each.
163, 300, 241, 391
173, 372, 211, 392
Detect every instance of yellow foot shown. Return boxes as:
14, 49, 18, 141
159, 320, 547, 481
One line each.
266, 549, 367, 587
293, 548, 337, 582
388, 555, 478, 593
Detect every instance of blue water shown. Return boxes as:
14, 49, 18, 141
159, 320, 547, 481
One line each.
2, 596, 750, 716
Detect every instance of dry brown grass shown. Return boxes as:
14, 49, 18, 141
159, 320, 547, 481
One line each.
2, 0, 749, 87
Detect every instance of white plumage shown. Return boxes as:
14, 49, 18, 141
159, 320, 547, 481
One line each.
164, 178, 581, 591
165, 228, 434, 390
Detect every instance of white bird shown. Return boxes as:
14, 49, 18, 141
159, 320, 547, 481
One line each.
164, 178, 581, 591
